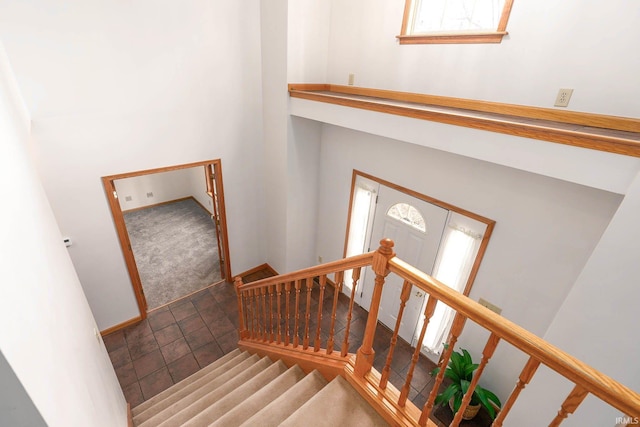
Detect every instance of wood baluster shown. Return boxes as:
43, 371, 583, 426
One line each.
293, 279, 302, 348
276, 283, 283, 345
249, 289, 256, 340
261, 287, 268, 342
284, 281, 292, 346
233, 277, 247, 339
326, 271, 344, 355
303, 277, 313, 350
255, 289, 262, 339
399, 294, 438, 406
314, 275, 327, 352
341, 267, 361, 357
380, 280, 412, 389
355, 239, 396, 377
492, 357, 540, 427
243, 290, 252, 339
420, 313, 467, 426
451, 332, 501, 426
549, 385, 589, 427
267, 284, 274, 342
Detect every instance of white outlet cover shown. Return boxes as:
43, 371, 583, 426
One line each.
554, 88, 573, 107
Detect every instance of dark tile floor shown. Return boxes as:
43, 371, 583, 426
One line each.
104, 267, 459, 422
104, 281, 240, 407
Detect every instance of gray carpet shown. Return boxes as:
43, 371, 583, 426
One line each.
124, 198, 222, 310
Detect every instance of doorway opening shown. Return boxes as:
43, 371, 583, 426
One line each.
102, 159, 232, 317
344, 170, 494, 361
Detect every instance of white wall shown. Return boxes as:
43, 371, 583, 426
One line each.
261, 0, 289, 274
327, 0, 640, 117
0, 351, 46, 427
0, 41, 127, 426
0, 0, 265, 329
114, 166, 211, 212
186, 166, 214, 214
508, 170, 640, 425
315, 124, 622, 399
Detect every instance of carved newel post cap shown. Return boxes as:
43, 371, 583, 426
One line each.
378, 238, 395, 254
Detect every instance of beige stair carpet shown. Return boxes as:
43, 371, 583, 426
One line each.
280, 376, 388, 427
154, 357, 274, 427
181, 360, 289, 427
133, 350, 246, 424
238, 370, 328, 427
209, 365, 306, 427
130, 350, 390, 427
137, 354, 263, 427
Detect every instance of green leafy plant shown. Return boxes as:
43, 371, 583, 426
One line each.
430, 346, 502, 419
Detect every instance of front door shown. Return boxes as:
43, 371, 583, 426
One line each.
357, 185, 449, 343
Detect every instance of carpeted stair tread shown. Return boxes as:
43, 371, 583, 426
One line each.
239, 369, 328, 427
210, 364, 306, 427
180, 360, 290, 427
133, 349, 242, 418
153, 356, 274, 427
279, 375, 389, 427
136, 354, 261, 427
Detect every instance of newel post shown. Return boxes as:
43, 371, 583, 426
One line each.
234, 276, 248, 339
355, 239, 395, 377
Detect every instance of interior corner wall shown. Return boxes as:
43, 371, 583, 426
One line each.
186, 166, 214, 215
114, 167, 198, 211
261, 0, 289, 274
3, 2, 266, 330
0, 44, 127, 426
507, 170, 640, 425
315, 124, 623, 399
285, 117, 322, 271
0, 351, 46, 427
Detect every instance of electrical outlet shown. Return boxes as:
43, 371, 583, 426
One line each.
348, 73, 355, 86
146, 192, 154, 198
125, 196, 132, 202
318, 256, 323, 263
478, 298, 502, 315
554, 88, 573, 107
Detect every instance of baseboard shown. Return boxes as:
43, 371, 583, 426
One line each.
236, 263, 279, 280
121, 196, 193, 213
100, 315, 143, 336
127, 403, 133, 427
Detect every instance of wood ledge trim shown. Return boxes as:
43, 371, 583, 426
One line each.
288, 84, 640, 157
397, 31, 507, 44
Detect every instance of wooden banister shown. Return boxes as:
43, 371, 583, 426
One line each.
237, 252, 375, 291
236, 238, 640, 426
387, 257, 640, 418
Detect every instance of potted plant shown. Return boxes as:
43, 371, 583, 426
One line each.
430, 346, 502, 420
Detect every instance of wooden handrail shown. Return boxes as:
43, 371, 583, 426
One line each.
387, 257, 640, 418
236, 240, 640, 425
236, 251, 375, 291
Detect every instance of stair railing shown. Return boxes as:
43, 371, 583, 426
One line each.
236, 239, 640, 426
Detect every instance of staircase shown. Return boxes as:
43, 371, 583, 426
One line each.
131, 349, 389, 427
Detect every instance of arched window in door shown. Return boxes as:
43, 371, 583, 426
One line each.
387, 203, 426, 232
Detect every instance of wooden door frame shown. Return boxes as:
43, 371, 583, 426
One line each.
343, 169, 495, 298
102, 159, 232, 319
